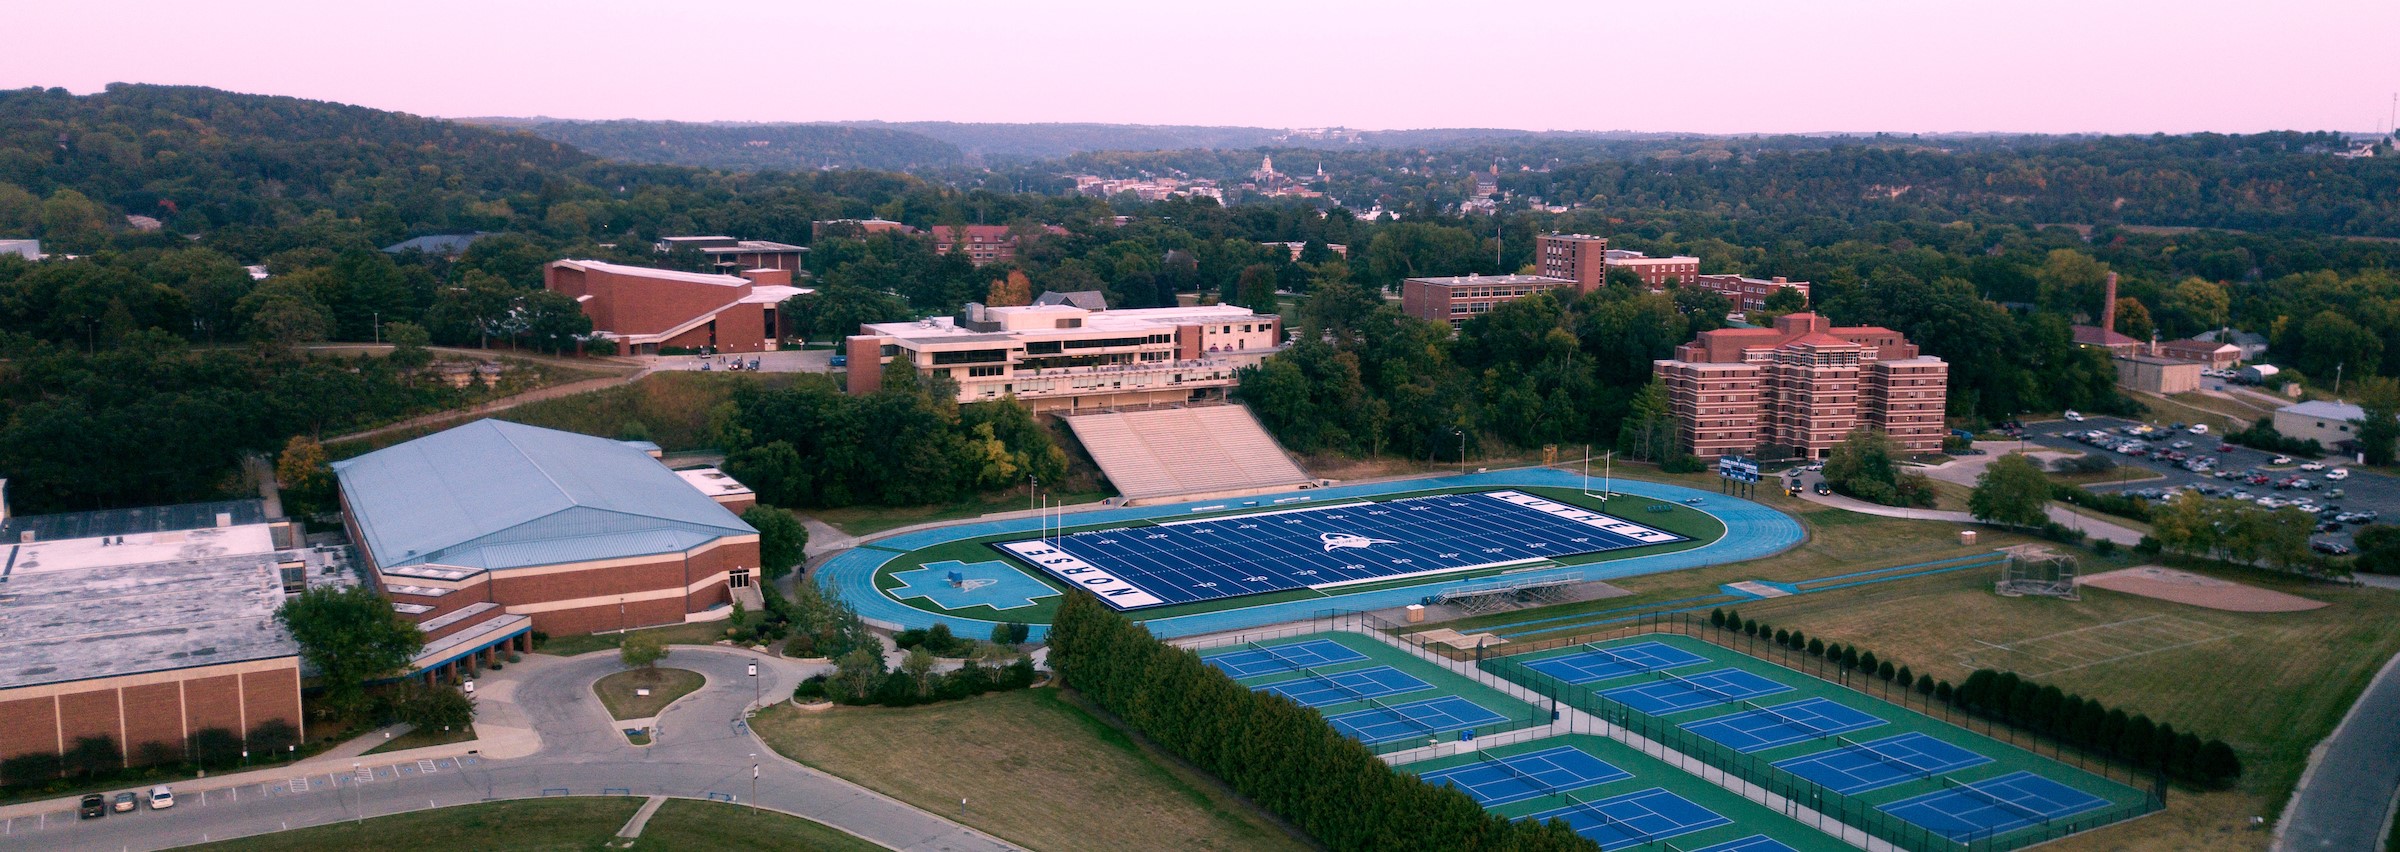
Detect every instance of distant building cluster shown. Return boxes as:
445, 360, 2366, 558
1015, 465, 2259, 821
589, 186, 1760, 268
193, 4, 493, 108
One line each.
1534, 233, 1809, 312
1654, 312, 1950, 459
930, 224, 1069, 266
2072, 272, 2254, 394
1073, 174, 1225, 203
846, 295, 1282, 412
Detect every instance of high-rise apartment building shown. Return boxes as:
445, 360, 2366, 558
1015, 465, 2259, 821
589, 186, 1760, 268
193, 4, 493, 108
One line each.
1653, 313, 1948, 459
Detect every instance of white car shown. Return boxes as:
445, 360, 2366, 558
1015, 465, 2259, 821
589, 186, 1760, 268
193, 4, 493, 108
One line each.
2300, 462, 2326, 472
2325, 469, 2349, 480
2064, 410, 2085, 422
2188, 424, 2209, 435
147, 785, 174, 811
2272, 456, 2294, 465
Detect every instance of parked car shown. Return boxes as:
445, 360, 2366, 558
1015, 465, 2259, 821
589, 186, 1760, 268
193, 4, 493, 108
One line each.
2318, 521, 2345, 532
2171, 440, 2193, 449
2217, 443, 2235, 453
80, 794, 105, 819
148, 785, 174, 811
2300, 461, 2326, 472
2326, 468, 2350, 480
2064, 410, 2085, 422
112, 791, 136, 813
2189, 424, 2210, 434
2312, 540, 2352, 555
829, 353, 848, 367
2271, 456, 2294, 465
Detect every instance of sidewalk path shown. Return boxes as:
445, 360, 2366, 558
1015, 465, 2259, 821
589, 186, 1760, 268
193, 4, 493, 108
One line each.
2, 646, 1010, 852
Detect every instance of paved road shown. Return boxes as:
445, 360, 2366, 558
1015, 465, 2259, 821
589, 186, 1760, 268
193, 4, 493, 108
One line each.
3, 648, 1014, 852
1782, 461, 2148, 546
2275, 646, 2400, 852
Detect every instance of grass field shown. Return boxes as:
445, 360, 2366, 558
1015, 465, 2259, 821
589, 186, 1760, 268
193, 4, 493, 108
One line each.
536, 622, 733, 658
868, 483, 1727, 624
184, 796, 881, 851
1699, 559, 2400, 847
363, 723, 477, 755
190, 797, 640, 851
595, 668, 705, 720
752, 688, 1309, 852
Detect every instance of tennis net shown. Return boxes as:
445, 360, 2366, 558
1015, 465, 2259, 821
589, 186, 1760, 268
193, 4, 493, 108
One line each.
1942, 776, 2052, 827
1481, 752, 1650, 845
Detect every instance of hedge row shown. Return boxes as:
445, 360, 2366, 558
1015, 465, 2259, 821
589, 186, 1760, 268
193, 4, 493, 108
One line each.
1710, 608, 2239, 787
1051, 593, 1597, 851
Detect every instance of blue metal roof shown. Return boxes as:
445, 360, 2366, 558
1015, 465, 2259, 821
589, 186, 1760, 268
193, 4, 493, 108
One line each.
332, 420, 755, 571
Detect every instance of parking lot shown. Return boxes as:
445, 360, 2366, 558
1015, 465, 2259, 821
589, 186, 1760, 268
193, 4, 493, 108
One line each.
2021, 415, 2393, 553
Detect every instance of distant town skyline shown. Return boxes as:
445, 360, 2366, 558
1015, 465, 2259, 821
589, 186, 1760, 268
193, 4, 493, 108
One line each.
8, 0, 2398, 135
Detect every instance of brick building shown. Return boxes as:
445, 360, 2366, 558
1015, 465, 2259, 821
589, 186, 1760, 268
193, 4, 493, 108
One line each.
655, 236, 807, 274
1400, 274, 1579, 325
334, 421, 761, 637
2070, 272, 2145, 356
847, 302, 1280, 412
1685, 274, 1810, 313
1535, 233, 1611, 288
1604, 249, 1701, 288
2155, 338, 2244, 369
1654, 312, 1949, 459
544, 259, 808, 354
929, 224, 1067, 265
0, 501, 312, 766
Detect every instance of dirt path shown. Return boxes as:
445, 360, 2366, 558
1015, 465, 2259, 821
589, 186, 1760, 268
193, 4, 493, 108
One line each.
326, 368, 650, 446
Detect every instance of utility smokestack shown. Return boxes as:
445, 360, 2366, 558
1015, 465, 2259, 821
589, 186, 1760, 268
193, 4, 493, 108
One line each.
2100, 272, 2119, 335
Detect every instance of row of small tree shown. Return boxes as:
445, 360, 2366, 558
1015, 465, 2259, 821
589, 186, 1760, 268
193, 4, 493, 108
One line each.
801, 648, 1039, 708
1709, 609, 2240, 787
0, 721, 300, 790
1050, 593, 1599, 851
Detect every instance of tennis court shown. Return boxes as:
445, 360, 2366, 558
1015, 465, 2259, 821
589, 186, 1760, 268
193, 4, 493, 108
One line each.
1602, 668, 1791, 715
1416, 745, 1632, 807
1688, 837, 1802, 852
1523, 787, 1732, 850
1204, 638, 1364, 678
1523, 641, 1708, 684
1681, 696, 1885, 753
1257, 666, 1430, 709
1327, 695, 1510, 745
995, 489, 1683, 610
1773, 732, 1993, 795
1877, 771, 2111, 839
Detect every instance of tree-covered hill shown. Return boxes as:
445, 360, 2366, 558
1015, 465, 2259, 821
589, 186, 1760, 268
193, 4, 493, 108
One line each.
486, 118, 965, 172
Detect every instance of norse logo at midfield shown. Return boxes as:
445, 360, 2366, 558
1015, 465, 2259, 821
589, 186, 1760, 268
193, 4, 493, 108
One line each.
1319, 532, 1397, 552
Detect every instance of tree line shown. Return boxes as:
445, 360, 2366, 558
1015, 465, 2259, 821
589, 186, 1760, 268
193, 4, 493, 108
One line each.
718, 365, 1069, 509
1050, 593, 1599, 851
1708, 609, 2241, 788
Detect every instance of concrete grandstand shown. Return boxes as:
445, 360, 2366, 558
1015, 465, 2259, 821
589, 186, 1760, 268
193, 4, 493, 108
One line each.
1064, 405, 1314, 503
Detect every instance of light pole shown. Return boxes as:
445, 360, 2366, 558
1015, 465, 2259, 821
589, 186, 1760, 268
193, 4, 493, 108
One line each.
750, 753, 759, 808
747, 662, 759, 708
1454, 428, 1466, 476
1028, 474, 1037, 515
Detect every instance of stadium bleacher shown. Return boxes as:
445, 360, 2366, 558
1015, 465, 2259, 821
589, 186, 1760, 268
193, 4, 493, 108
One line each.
1065, 405, 1314, 503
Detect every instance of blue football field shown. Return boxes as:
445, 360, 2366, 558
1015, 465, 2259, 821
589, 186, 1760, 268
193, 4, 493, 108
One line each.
995, 489, 1683, 610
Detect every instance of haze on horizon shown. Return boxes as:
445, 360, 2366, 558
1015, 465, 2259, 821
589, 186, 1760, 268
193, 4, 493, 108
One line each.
7, 0, 2397, 136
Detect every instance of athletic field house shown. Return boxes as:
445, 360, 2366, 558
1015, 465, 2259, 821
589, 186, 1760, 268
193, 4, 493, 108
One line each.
819, 469, 2170, 849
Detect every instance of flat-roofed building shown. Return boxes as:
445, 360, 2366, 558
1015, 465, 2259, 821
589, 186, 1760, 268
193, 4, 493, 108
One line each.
1654, 312, 1948, 459
655, 236, 808, 274
0, 502, 316, 766
1400, 274, 1578, 325
544, 259, 809, 354
1687, 273, 1810, 313
846, 302, 1281, 412
929, 224, 1068, 265
2115, 354, 2203, 394
1535, 233, 1609, 288
1605, 249, 1701, 288
334, 420, 761, 636
2273, 399, 2392, 452
2155, 338, 2244, 369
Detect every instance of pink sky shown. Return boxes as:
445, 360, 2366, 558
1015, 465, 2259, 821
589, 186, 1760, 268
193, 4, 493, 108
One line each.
8, 0, 2396, 134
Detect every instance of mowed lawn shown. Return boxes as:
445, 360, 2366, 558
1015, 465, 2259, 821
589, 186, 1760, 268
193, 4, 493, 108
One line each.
595, 668, 705, 720
753, 688, 1308, 852
188, 796, 881, 851
1721, 562, 2400, 849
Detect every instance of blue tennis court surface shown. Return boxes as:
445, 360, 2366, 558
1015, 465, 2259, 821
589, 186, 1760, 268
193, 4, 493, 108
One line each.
1416, 745, 1632, 807
1689, 836, 1800, 852
1774, 732, 1994, 795
1326, 695, 1510, 745
1523, 787, 1731, 850
1204, 639, 1365, 678
1524, 641, 1708, 684
995, 490, 1685, 610
888, 560, 1056, 611
1602, 669, 1791, 715
1681, 697, 1885, 753
1258, 666, 1431, 708
1878, 771, 2111, 839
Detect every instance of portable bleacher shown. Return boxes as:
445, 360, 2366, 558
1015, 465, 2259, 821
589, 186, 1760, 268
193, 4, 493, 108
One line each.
1064, 404, 1315, 504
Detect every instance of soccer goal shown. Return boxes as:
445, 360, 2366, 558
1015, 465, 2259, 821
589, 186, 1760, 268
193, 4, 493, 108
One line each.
1995, 544, 2079, 600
